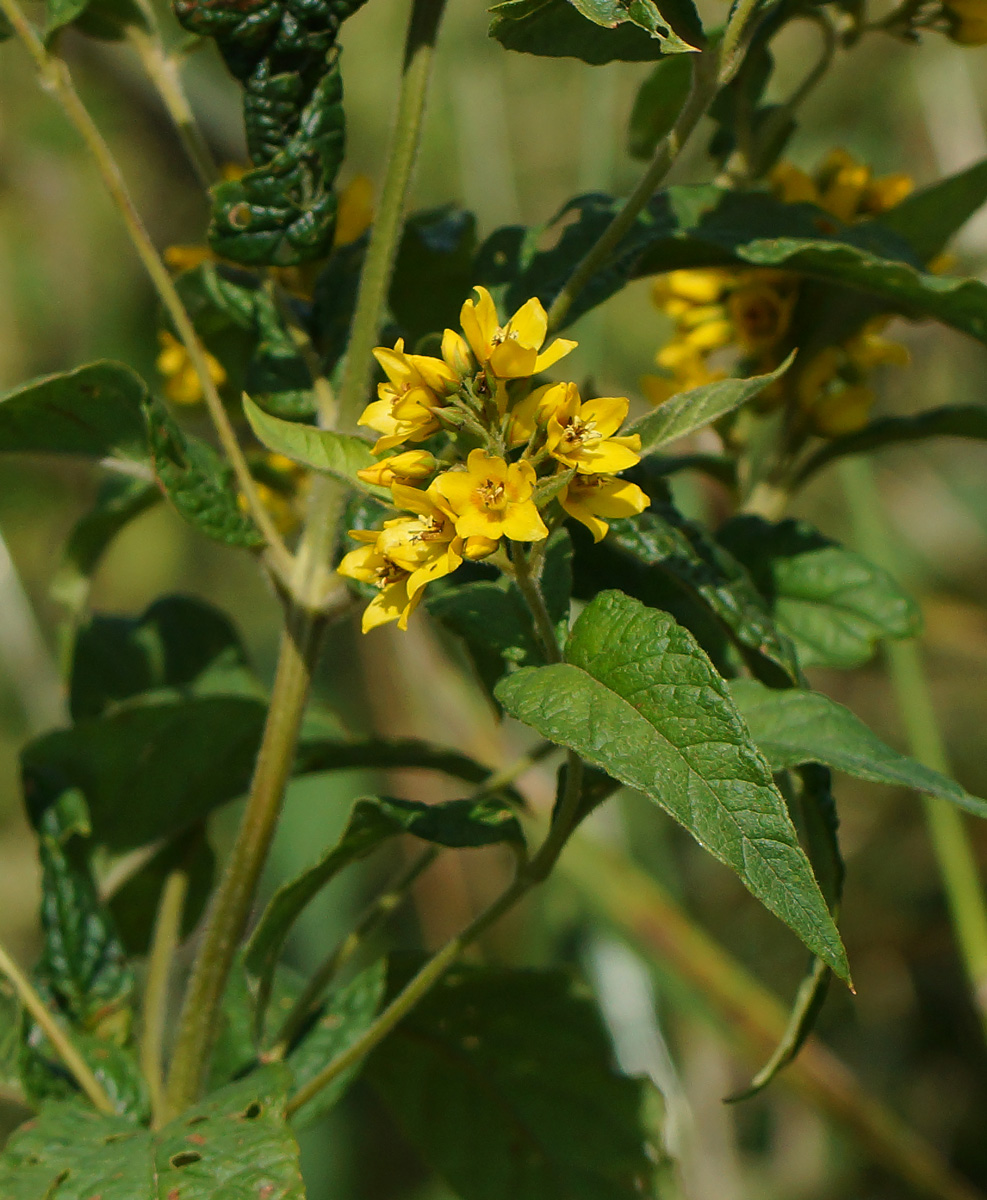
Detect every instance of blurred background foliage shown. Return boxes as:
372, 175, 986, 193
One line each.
1, 1, 987, 1196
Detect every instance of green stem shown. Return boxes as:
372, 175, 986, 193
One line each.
335, 0, 448, 432
559, 834, 983, 1200
840, 457, 987, 1041
718, 0, 767, 84
141, 832, 197, 1127
509, 542, 562, 665
0, 941, 115, 1115
0, 0, 293, 582
545, 50, 719, 335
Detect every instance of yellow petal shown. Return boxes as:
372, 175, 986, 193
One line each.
580, 396, 629, 438
334, 174, 374, 247
488, 339, 538, 379
372, 343, 414, 389
441, 328, 473, 376
561, 496, 610, 543
506, 297, 548, 350
430, 469, 476, 513
501, 500, 548, 543
533, 337, 578, 374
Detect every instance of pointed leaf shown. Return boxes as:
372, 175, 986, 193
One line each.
628, 54, 694, 160
878, 156, 987, 264
496, 591, 849, 979
731, 679, 987, 818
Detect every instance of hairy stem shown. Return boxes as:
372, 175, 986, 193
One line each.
335, 0, 448, 432
840, 458, 987, 1042
0, 941, 115, 1115
546, 50, 719, 335
0, 0, 293, 580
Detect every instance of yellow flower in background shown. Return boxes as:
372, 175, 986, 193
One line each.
726, 274, 798, 355
560, 474, 649, 543
809, 384, 876, 437
156, 330, 227, 406
163, 245, 216, 274
545, 391, 641, 474
356, 449, 437, 489
431, 450, 548, 542
334, 175, 374, 247
459, 286, 577, 379
770, 151, 913, 222
944, 0, 987, 43
359, 338, 456, 452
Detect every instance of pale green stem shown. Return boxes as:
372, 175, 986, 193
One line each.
0, 941, 115, 1115
840, 457, 987, 1041
546, 50, 719, 335
335, 0, 448, 432
0, 0, 293, 582
141, 836, 195, 1128
718, 0, 768, 84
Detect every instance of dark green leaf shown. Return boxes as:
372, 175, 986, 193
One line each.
287, 960, 386, 1127
142, 394, 264, 548
626, 357, 793, 452
0, 11, 13, 38
243, 395, 383, 495
369, 966, 654, 1200
717, 516, 920, 669
246, 795, 523, 1028
794, 405, 987, 487
427, 581, 544, 693
489, 0, 699, 63
496, 591, 849, 979
390, 207, 477, 345
878, 156, 987, 265
0, 1065, 305, 1198
51, 476, 160, 619
70, 595, 257, 722
628, 55, 693, 159
45, 0, 148, 40
311, 240, 367, 378
731, 679, 987, 818
0, 363, 147, 461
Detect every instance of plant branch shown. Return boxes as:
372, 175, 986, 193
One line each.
335, 0, 448, 432
546, 50, 719, 335
840, 457, 987, 1042
0, 941, 115, 1115
0, 0, 293, 582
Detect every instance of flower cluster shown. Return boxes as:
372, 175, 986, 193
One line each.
645, 151, 914, 437
338, 287, 649, 633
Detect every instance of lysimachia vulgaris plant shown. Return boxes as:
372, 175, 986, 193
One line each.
2, 0, 987, 1193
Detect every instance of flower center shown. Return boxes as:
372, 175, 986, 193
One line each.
475, 477, 506, 510
561, 415, 600, 451
411, 515, 448, 543
373, 560, 408, 588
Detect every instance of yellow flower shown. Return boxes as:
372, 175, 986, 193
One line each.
441, 327, 474, 378
545, 391, 641, 475
770, 162, 820, 206
560, 473, 649, 543
164, 245, 216, 273
652, 270, 729, 308
359, 338, 456, 452
334, 175, 374, 247
772, 152, 913, 223
356, 450, 437, 489
337, 539, 422, 633
459, 286, 577, 379
727, 278, 798, 355
943, 0, 987, 44
430, 450, 549, 542
508, 381, 571, 447
156, 330, 227, 406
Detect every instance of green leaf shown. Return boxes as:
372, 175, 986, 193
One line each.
142, 394, 264, 548
51, 476, 160, 619
878, 156, 987, 265
369, 966, 655, 1200
390, 207, 477, 345
0, 363, 147, 461
626, 356, 793, 451
628, 55, 693, 159
731, 679, 987, 819
496, 591, 849, 979
286, 960, 386, 1127
717, 516, 920, 669
45, 0, 148, 41
794, 405, 987, 487
489, 0, 700, 64
70, 595, 257, 722
0, 980, 22, 1091
243, 394, 384, 495
246, 795, 523, 1029
598, 504, 800, 682
0, 1065, 304, 1199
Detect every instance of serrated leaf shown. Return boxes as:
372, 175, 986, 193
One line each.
731, 679, 987, 819
628, 54, 693, 159
243, 394, 383, 495
717, 516, 920, 669
246, 795, 523, 1028
0, 1065, 304, 1198
877, 156, 987, 265
390, 207, 477, 345
489, 0, 699, 63
794, 405, 987, 487
496, 591, 849, 979
142, 394, 264, 548
70, 595, 258, 722
51, 476, 160, 619
0, 362, 147, 461
626, 357, 793, 452
369, 965, 655, 1200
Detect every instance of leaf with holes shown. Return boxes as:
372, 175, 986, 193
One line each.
496, 591, 849, 979
717, 516, 920, 669
731, 679, 987, 820
489, 0, 700, 62
369, 966, 656, 1200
